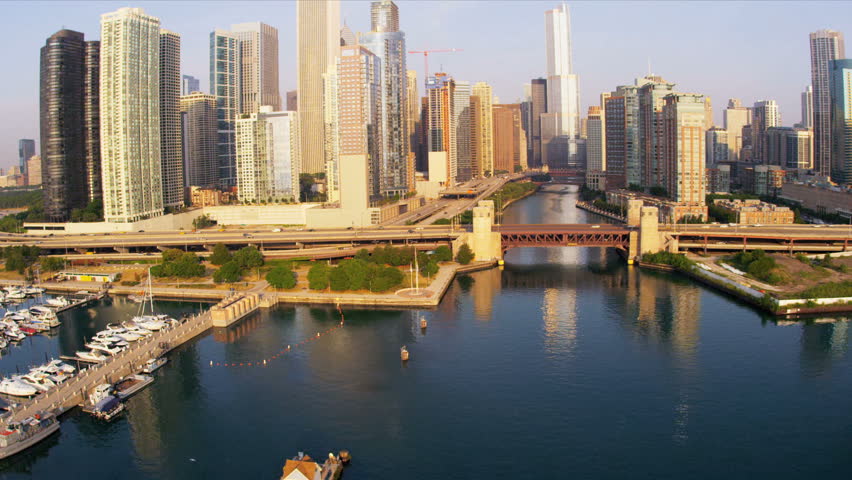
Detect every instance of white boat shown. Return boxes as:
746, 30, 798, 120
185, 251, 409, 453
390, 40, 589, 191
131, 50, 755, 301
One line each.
20, 321, 50, 333
0, 378, 38, 397
42, 359, 75, 375
45, 296, 71, 308
0, 338, 7, 349
88, 384, 113, 405
93, 332, 123, 343
0, 412, 60, 459
4, 290, 26, 300
114, 374, 154, 400
85, 342, 122, 356
141, 357, 168, 374
19, 374, 55, 392
115, 331, 141, 342
4, 330, 25, 342
90, 395, 124, 422
28, 307, 60, 328
124, 324, 153, 336
22, 286, 44, 296
76, 350, 107, 363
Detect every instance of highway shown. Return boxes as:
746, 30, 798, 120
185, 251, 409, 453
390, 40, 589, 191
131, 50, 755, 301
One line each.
666, 223, 852, 238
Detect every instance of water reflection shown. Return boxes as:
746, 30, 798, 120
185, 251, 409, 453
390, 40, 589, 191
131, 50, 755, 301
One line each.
799, 320, 850, 376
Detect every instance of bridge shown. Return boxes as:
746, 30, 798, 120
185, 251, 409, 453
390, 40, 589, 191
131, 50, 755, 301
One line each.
495, 224, 630, 252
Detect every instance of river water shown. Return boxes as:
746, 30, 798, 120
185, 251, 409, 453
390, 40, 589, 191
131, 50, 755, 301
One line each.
1, 188, 851, 479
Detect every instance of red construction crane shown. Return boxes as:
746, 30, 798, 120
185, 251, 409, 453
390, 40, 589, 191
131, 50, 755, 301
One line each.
407, 48, 463, 88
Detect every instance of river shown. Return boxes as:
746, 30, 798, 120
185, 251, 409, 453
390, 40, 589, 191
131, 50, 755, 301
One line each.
1, 187, 851, 479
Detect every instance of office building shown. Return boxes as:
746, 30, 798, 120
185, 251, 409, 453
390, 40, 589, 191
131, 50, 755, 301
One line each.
322, 63, 339, 202
706, 164, 730, 193
160, 29, 183, 208
723, 98, 752, 162
585, 106, 603, 171
84, 40, 101, 202
359, 1, 410, 195
287, 90, 298, 111
530, 78, 547, 168
339, 22, 356, 47
18, 139, 35, 176
453, 81, 472, 181
639, 76, 676, 188
493, 104, 527, 173
427, 73, 456, 184
297, 0, 340, 173
830, 58, 852, 184
541, 4, 581, 168
39, 30, 89, 221
471, 82, 494, 177
406, 70, 420, 173
752, 99, 780, 163
604, 82, 643, 189
180, 92, 218, 188
210, 29, 241, 188
26, 155, 42, 186
232, 22, 281, 113
810, 29, 845, 178
181, 74, 199, 96
801, 85, 813, 128
235, 107, 300, 203
100, 7, 164, 222
706, 126, 728, 166
663, 94, 706, 205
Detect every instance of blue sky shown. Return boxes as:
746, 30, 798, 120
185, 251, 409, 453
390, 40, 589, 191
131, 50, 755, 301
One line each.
3, 0, 852, 170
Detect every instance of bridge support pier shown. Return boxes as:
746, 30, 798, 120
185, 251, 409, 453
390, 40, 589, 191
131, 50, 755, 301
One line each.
638, 206, 661, 257
114, 247, 129, 254
455, 200, 502, 262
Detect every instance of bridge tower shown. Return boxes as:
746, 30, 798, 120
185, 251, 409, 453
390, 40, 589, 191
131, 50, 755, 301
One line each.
638, 206, 661, 255
455, 200, 502, 261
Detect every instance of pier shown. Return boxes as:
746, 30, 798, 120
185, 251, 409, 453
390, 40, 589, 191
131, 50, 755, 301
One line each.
53, 290, 107, 313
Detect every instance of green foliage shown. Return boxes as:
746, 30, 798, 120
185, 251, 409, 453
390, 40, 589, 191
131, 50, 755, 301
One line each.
161, 248, 184, 262
420, 261, 439, 278
0, 189, 42, 209
193, 214, 216, 229
1, 245, 40, 273
529, 173, 551, 182
799, 280, 852, 299
433, 218, 451, 225
210, 244, 232, 265
649, 186, 668, 197
433, 246, 453, 263
357, 245, 415, 267
151, 252, 205, 278
579, 185, 605, 202
355, 249, 370, 262
328, 267, 350, 291
213, 261, 242, 283
40, 257, 65, 272
514, 165, 523, 173
307, 263, 331, 290
678, 214, 705, 224
591, 199, 626, 217
641, 251, 694, 270
728, 250, 783, 284
707, 203, 737, 224
457, 274, 475, 291
323, 259, 406, 292
488, 181, 538, 208
298, 173, 328, 202
0, 192, 46, 232
455, 243, 474, 265
627, 184, 644, 193
233, 246, 263, 268
69, 198, 103, 222
266, 266, 297, 289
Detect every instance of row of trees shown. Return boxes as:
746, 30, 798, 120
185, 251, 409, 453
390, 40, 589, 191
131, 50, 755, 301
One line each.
307, 259, 404, 292
150, 249, 205, 278
728, 249, 783, 285
1, 245, 41, 273
211, 245, 264, 283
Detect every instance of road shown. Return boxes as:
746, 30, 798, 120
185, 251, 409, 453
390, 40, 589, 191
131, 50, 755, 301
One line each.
666, 223, 852, 238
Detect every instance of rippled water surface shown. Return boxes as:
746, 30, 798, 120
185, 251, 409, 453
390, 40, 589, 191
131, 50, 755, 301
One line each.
0, 188, 851, 479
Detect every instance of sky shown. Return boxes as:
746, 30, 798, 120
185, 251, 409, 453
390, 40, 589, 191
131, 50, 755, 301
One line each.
3, 0, 852, 170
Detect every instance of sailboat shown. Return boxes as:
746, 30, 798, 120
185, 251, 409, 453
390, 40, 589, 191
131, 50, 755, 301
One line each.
130, 269, 173, 330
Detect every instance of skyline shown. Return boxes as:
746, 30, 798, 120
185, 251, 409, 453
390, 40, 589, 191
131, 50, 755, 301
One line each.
3, 1, 852, 169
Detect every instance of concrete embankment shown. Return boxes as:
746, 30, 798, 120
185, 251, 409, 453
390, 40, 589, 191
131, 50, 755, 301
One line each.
575, 201, 626, 223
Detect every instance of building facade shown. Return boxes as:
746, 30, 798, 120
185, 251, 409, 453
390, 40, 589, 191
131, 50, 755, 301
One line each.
541, 5, 581, 169
752, 99, 780, 164
801, 85, 813, 128
705, 126, 728, 166
585, 105, 603, 172
452, 81, 472, 182
160, 29, 183, 208
529, 78, 547, 168
297, 0, 340, 173
235, 107, 301, 203
493, 104, 526, 173
663, 94, 706, 205
810, 29, 845, 178
471, 82, 494, 177
210, 29, 241, 188
639, 76, 676, 189
84, 40, 101, 203
427, 73, 456, 184
232, 22, 281, 113
26, 155, 42, 186
830, 58, 852, 185
180, 92, 218, 188
181, 75, 200, 96
406, 70, 420, 174
18, 140, 35, 177
723, 98, 752, 163
100, 7, 164, 223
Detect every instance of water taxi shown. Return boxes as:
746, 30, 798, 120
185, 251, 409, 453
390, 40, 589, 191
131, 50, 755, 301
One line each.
141, 357, 168, 374
0, 412, 59, 459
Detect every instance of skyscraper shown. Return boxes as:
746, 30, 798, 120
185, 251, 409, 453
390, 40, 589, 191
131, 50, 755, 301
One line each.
297, 0, 340, 174
586, 106, 603, 172
493, 104, 527, 173
453, 81, 472, 181
286, 90, 298, 111
541, 4, 582, 169
322, 63, 339, 202
359, 0, 409, 195
235, 107, 300, 202
752, 99, 780, 164
801, 85, 813, 128
705, 126, 728, 166
100, 7, 164, 222
663, 94, 706, 205
26, 155, 42, 186
160, 29, 183, 208
232, 22, 281, 113
530, 78, 547, 168
181, 75, 200, 96
471, 82, 494, 177
724, 98, 752, 162
427, 73, 456, 184
810, 29, 845, 178
638, 76, 676, 188
84, 40, 101, 202
18, 139, 35, 177
406, 70, 420, 171
39, 30, 87, 222
180, 92, 218, 188
830, 59, 852, 184
209, 29, 240, 188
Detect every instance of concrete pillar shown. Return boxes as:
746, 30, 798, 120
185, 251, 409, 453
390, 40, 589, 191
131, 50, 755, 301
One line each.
627, 231, 639, 264
114, 246, 130, 254
639, 206, 661, 255
627, 200, 643, 227
470, 200, 503, 261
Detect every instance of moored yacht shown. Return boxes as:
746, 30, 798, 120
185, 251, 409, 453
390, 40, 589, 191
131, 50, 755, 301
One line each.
0, 412, 60, 459
45, 296, 71, 308
0, 377, 39, 397
85, 342, 122, 356
141, 357, 168, 374
76, 350, 107, 363
28, 306, 59, 327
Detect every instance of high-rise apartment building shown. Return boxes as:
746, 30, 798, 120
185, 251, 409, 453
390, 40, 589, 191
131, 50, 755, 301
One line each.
471, 82, 494, 177
210, 29, 241, 188
160, 30, 183, 208
232, 22, 281, 113
493, 104, 527, 173
810, 29, 845, 178
100, 7, 164, 222
39, 30, 91, 221
530, 78, 547, 168
705, 126, 728, 166
752, 99, 780, 164
336, 45, 382, 197
235, 107, 301, 203
766, 127, 813, 170
180, 92, 218, 188
541, 4, 582, 168
322, 64, 339, 202
297, 0, 340, 173
181, 75, 200, 96
427, 73, 456, 184
663, 94, 706, 204
453, 81, 472, 182
286, 90, 298, 111
724, 98, 752, 162
801, 85, 813, 128
359, 0, 409, 195
26, 155, 42, 186
84, 40, 101, 202
18, 140, 35, 177
638, 76, 676, 188
406, 70, 420, 173
830, 58, 852, 184
604, 82, 644, 189
586, 106, 603, 172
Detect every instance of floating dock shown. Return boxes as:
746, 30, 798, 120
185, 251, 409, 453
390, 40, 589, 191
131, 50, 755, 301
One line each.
54, 291, 106, 313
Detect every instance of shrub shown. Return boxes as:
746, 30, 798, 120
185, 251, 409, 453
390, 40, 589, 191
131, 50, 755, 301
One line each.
433, 246, 453, 263
161, 248, 184, 263
209, 244, 232, 265
308, 263, 330, 290
420, 261, 439, 278
233, 246, 263, 268
266, 266, 297, 289
328, 267, 349, 291
213, 261, 242, 283
40, 257, 66, 272
455, 244, 474, 265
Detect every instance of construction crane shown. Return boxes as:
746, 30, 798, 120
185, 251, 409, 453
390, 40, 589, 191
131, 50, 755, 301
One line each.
407, 48, 463, 89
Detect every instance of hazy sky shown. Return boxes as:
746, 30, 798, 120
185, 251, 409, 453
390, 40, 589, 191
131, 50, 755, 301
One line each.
3, 0, 852, 170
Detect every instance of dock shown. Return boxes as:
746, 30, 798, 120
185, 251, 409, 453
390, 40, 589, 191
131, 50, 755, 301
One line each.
54, 291, 107, 313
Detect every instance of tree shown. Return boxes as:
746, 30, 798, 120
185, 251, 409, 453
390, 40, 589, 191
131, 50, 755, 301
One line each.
338, 259, 369, 290
329, 267, 350, 291
455, 244, 474, 265
433, 246, 453, 263
233, 246, 263, 268
213, 261, 242, 283
161, 248, 184, 262
355, 248, 370, 262
267, 266, 297, 289
209, 244, 232, 265
307, 263, 330, 290
193, 214, 216, 229
420, 261, 439, 278
40, 257, 65, 272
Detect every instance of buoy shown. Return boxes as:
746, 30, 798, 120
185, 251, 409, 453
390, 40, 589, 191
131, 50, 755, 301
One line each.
263, 359, 267, 365
339, 450, 351, 464
210, 360, 213, 366
420, 317, 427, 329
400, 346, 409, 361
317, 332, 320, 337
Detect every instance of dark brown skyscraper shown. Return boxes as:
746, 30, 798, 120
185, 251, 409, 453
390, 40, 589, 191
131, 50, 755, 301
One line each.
530, 78, 547, 168
40, 29, 90, 222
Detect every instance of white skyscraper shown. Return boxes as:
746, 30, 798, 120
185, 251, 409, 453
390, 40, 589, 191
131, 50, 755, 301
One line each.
801, 85, 813, 128
235, 107, 301, 203
540, 4, 582, 169
453, 81, 472, 181
100, 7, 164, 222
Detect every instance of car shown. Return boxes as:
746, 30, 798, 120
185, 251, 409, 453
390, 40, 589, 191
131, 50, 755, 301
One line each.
346, 226, 354, 230
408, 229, 415, 233
272, 228, 282, 232
591, 225, 600, 229
138, 230, 145, 233
242, 233, 250, 237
